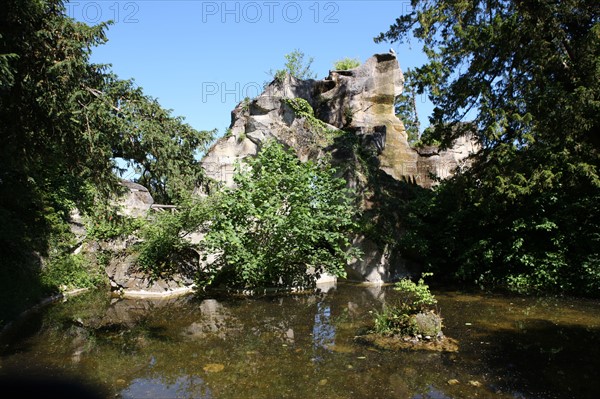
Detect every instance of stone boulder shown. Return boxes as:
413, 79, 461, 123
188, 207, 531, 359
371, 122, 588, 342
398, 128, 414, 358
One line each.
114, 180, 154, 218
105, 252, 196, 298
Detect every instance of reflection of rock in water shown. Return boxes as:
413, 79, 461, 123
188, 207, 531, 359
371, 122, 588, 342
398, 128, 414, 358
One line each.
68, 325, 90, 364
183, 299, 240, 339
364, 284, 386, 302
100, 296, 190, 328
315, 278, 337, 294
345, 284, 387, 318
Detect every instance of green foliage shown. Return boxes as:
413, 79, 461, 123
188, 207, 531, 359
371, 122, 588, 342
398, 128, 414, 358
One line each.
333, 57, 361, 71
272, 49, 317, 81
93, 76, 216, 204
372, 274, 440, 336
410, 126, 441, 148
203, 141, 360, 289
282, 97, 328, 131
41, 253, 106, 291
85, 207, 142, 241
394, 273, 438, 313
0, 0, 215, 251
282, 97, 343, 154
0, 0, 214, 318
377, 0, 600, 297
136, 196, 212, 278
241, 97, 251, 113
395, 69, 421, 144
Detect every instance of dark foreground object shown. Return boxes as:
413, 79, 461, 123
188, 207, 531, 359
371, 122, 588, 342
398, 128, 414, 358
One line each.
0, 375, 104, 399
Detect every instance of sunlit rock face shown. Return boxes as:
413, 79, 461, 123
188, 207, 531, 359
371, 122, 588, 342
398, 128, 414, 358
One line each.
202, 53, 476, 189
115, 180, 154, 218
201, 53, 478, 283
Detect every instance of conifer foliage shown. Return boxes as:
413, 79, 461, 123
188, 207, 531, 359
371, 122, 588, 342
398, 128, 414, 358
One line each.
378, 0, 600, 295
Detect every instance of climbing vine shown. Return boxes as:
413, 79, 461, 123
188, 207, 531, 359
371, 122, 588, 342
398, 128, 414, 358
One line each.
283, 98, 328, 131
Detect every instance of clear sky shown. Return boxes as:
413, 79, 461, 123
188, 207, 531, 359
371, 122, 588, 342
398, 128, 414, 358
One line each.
68, 0, 432, 137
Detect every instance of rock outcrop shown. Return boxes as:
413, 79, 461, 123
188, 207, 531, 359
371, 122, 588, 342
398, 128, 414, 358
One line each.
201, 53, 478, 283
202, 53, 476, 189
105, 250, 196, 298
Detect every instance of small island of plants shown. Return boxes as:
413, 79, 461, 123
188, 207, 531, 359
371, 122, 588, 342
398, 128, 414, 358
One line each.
356, 274, 459, 352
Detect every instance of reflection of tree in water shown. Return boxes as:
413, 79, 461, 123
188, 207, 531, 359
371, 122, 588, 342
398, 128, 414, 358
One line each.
312, 302, 336, 353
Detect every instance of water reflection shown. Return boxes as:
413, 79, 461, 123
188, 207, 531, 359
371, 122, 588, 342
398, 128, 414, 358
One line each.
1, 284, 599, 398
122, 375, 211, 399
312, 302, 335, 351
183, 299, 238, 340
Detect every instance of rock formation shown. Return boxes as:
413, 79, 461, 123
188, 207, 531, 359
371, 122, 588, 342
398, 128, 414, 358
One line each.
200, 54, 478, 284
202, 53, 476, 189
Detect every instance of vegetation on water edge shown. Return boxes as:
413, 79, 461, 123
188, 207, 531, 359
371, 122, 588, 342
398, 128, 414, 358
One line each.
372, 274, 442, 338
137, 141, 361, 290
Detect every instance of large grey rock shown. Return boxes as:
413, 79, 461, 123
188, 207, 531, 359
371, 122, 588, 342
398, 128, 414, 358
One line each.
115, 180, 154, 218
105, 253, 196, 298
346, 236, 410, 284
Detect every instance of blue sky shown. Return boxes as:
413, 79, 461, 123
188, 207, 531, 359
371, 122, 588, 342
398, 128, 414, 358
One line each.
69, 0, 432, 137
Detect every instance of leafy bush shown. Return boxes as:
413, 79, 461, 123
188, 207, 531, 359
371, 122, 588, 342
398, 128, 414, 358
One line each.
136, 196, 212, 278
41, 253, 106, 291
282, 97, 328, 131
394, 273, 437, 313
372, 274, 440, 336
376, 0, 600, 298
203, 140, 360, 289
271, 49, 317, 82
333, 57, 361, 70
85, 209, 142, 241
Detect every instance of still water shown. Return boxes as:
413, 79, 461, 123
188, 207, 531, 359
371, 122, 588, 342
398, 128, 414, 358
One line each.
1, 283, 599, 398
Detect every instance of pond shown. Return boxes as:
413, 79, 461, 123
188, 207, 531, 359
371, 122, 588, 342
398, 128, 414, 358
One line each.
1, 282, 599, 398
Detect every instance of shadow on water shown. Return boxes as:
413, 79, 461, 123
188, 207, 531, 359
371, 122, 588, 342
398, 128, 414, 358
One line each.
481, 321, 600, 398
0, 374, 107, 399
436, 291, 600, 399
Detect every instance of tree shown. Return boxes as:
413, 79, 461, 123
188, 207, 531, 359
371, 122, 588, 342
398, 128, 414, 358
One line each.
272, 49, 318, 81
377, 0, 600, 295
0, 0, 214, 251
394, 69, 421, 144
0, 0, 214, 318
202, 141, 359, 289
96, 76, 216, 203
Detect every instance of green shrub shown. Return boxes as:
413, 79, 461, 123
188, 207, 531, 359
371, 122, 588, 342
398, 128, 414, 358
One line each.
203, 140, 360, 289
283, 97, 329, 132
272, 49, 317, 81
85, 208, 142, 241
41, 253, 106, 291
372, 273, 440, 336
136, 197, 212, 278
394, 273, 437, 313
333, 57, 361, 70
